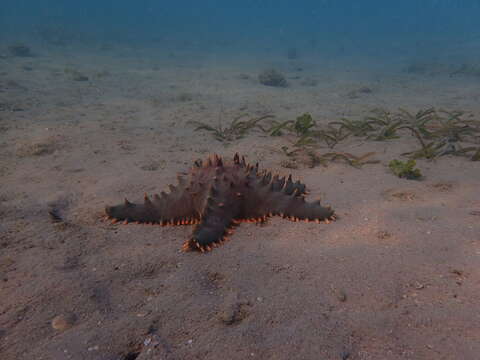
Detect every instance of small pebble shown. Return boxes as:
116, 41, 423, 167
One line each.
51, 313, 76, 331
220, 302, 249, 325
136, 311, 150, 317
414, 281, 425, 290
336, 290, 347, 302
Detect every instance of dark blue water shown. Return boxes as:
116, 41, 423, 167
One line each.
2, 0, 480, 61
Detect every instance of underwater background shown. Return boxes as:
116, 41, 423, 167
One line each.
2, 0, 480, 62
2, 1, 480, 360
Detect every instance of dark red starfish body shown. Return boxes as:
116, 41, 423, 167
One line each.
105, 154, 335, 252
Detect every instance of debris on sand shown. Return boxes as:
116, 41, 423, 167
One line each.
64, 68, 89, 81
8, 43, 33, 57
219, 301, 251, 325
16, 137, 63, 157
258, 68, 288, 87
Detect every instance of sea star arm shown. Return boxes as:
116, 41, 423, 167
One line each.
274, 195, 335, 222
243, 173, 335, 222
183, 206, 236, 252
105, 181, 200, 225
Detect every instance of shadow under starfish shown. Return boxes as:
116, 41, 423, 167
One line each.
104, 153, 336, 253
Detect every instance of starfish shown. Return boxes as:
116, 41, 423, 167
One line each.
104, 153, 336, 252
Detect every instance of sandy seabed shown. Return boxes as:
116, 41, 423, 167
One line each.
1, 45, 480, 360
